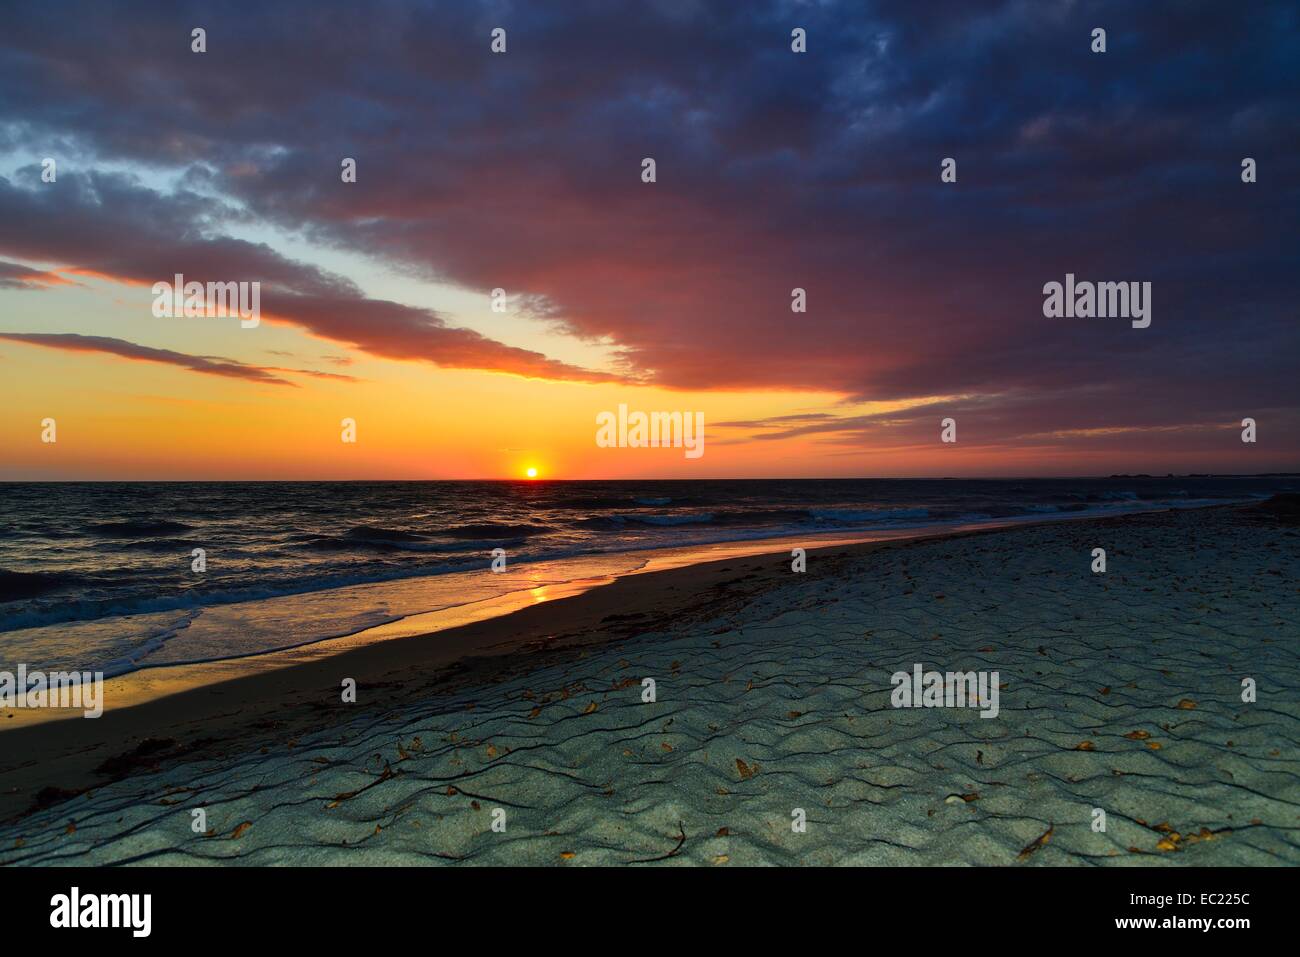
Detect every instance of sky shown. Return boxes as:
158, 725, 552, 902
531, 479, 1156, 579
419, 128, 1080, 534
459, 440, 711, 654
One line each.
1, 0, 1297, 480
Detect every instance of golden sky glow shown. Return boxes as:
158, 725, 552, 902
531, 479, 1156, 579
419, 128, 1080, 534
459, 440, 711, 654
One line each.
1, 2, 1296, 483
0, 268, 1274, 480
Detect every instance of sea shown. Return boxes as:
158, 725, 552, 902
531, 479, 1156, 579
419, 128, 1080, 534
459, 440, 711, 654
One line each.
0, 477, 1292, 677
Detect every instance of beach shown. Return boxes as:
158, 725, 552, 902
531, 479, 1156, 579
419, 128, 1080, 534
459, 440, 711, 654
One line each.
2, 502, 1297, 866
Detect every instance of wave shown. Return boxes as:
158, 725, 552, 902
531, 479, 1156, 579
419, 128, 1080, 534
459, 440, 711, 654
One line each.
0, 569, 80, 602
294, 527, 540, 554
86, 519, 195, 537
808, 507, 931, 523
2, 480, 1282, 651
440, 522, 551, 539
615, 512, 716, 526
342, 525, 428, 543
549, 495, 708, 510
0, 561, 480, 633
106, 538, 203, 553
597, 507, 934, 530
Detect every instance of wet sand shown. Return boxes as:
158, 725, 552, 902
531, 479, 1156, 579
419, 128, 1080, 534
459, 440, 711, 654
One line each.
1, 503, 1297, 865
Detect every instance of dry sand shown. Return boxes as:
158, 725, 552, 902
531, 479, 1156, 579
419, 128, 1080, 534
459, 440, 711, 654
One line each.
1, 504, 1296, 865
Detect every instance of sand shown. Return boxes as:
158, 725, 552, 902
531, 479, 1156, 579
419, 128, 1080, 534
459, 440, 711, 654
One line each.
1, 504, 1297, 865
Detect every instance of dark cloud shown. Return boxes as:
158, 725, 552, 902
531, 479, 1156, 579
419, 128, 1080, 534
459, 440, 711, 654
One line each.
0, 259, 75, 289
0, 173, 625, 383
0, 332, 297, 385
0, 0, 1297, 454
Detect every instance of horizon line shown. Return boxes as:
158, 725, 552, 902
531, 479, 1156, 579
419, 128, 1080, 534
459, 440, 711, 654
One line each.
2, 472, 1297, 485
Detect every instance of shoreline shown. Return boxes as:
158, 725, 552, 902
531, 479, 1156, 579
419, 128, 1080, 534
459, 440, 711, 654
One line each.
2, 502, 1234, 707
2, 494, 1263, 675
0, 511, 1139, 821
1, 500, 1295, 866
0, 518, 1050, 822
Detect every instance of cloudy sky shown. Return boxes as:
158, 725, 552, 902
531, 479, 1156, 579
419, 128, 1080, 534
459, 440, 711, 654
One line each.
1, 0, 1296, 479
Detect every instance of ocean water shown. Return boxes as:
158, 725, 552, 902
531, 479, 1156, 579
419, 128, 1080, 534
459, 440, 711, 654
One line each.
0, 477, 1291, 677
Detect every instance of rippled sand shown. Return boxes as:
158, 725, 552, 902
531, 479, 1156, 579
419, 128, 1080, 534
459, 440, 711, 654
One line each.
3, 506, 1297, 865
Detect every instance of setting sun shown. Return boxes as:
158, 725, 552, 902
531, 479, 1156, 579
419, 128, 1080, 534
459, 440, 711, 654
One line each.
525, 466, 539, 479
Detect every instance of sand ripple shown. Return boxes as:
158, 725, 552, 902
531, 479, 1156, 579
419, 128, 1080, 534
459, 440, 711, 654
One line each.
3, 508, 1297, 865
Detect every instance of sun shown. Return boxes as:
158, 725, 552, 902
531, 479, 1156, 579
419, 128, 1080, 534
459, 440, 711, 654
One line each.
525, 466, 539, 479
